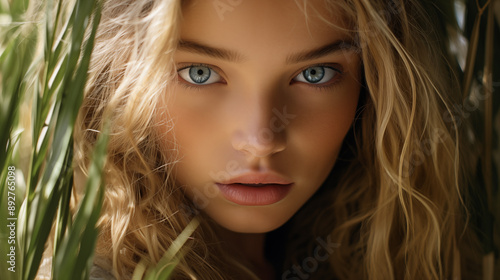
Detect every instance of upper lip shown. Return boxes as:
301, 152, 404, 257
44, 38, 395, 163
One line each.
218, 172, 293, 185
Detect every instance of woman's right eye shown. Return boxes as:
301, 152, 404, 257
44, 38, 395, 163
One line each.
178, 65, 223, 85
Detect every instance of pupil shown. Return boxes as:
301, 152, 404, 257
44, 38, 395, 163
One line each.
304, 67, 325, 83
189, 66, 211, 84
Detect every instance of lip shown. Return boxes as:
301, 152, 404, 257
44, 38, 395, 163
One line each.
219, 172, 293, 185
216, 172, 293, 206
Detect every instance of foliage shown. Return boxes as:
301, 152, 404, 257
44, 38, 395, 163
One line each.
434, 0, 500, 278
0, 0, 107, 279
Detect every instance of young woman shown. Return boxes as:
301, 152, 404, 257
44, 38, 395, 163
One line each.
74, 0, 476, 279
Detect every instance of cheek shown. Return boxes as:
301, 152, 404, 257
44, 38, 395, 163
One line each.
313, 101, 357, 151
167, 117, 211, 182
160, 88, 227, 187
293, 87, 360, 155
287, 83, 361, 183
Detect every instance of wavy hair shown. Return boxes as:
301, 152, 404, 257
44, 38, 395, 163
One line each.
286, 0, 476, 279
74, 0, 241, 279
74, 0, 473, 279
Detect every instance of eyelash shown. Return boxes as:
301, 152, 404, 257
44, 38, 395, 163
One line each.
292, 63, 344, 91
176, 63, 344, 91
176, 63, 225, 90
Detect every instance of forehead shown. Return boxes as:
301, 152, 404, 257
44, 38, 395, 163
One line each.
180, 0, 350, 55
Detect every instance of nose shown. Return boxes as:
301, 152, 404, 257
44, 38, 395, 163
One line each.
231, 98, 288, 158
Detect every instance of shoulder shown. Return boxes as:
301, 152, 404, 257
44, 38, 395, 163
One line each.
90, 262, 116, 280
35, 256, 115, 280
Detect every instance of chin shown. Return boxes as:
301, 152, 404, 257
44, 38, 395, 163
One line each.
207, 205, 294, 233
221, 221, 285, 233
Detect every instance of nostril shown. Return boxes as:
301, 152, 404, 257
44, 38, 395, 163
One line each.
230, 105, 290, 158
232, 130, 286, 158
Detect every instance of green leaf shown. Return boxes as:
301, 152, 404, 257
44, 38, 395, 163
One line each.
141, 218, 200, 280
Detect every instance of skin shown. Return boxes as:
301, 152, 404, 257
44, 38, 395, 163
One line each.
159, 0, 362, 278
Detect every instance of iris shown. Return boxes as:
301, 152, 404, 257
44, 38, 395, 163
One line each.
189, 66, 211, 83
302, 66, 325, 83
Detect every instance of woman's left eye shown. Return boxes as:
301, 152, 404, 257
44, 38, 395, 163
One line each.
178, 65, 222, 85
293, 66, 340, 84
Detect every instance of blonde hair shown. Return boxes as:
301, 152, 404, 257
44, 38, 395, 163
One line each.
76, 0, 226, 278
75, 0, 473, 279
287, 0, 475, 279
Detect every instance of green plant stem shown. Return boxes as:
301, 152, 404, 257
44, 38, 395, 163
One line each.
481, 1, 495, 280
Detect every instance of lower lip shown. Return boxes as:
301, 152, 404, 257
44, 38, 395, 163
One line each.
216, 183, 292, 206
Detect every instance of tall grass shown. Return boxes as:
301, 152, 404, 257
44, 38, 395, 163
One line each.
1, 0, 106, 279
436, 0, 500, 279
0, 0, 196, 278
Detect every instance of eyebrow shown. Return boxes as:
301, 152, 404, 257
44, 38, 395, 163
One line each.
178, 40, 245, 62
286, 40, 357, 64
177, 39, 357, 64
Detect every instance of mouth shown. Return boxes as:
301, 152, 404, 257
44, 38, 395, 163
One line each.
216, 172, 293, 206
233, 183, 282, 187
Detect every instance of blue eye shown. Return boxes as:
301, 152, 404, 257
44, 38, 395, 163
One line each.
294, 66, 340, 84
178, 65, 222, 85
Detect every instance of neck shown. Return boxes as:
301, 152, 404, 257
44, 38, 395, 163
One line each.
216, 227, 275, 280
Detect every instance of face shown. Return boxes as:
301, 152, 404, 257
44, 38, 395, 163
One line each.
159, 0, 362, 233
